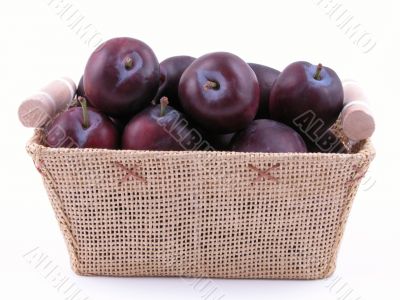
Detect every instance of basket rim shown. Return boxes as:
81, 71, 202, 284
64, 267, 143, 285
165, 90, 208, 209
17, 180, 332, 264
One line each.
26, 130, 375, 160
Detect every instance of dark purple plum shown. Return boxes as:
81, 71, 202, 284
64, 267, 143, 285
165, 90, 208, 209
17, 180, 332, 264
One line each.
203, 132, 235, 150
84, 37, 160, 118
230, 119, 307, 153
153, 55, 195, 108
179, 52, 259, 134
248, 63, 280, 118
269, 61, 343, 135
45, 98, 119, 149
76, 75, 85, 98
109, 116, 130, 134
122, 97, 203, 151
306, 129, 347, 153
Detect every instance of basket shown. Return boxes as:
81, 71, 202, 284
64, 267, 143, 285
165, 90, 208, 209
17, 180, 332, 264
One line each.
26, 130, 375, 279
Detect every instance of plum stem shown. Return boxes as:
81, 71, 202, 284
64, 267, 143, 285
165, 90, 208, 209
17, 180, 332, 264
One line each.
203, 80, 219, 90
124, 56, 134, 70
78, 96, 90, 128
314, 63, 323, 80
160, 97, 169, 117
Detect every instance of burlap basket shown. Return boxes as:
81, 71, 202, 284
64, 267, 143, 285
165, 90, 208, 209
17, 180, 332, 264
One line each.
26, 129, 374, 279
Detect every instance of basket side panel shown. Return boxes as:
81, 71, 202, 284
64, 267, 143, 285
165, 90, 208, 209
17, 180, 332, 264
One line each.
321, 145, 375, 278
31, 145, 373, 279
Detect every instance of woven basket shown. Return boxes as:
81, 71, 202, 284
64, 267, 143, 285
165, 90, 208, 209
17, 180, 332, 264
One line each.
26, 130, 374, 279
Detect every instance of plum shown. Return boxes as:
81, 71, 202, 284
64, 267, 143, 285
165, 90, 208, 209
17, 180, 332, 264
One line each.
248, 63, 280, 118
230, 119, 307, 153
84, 37, 160, 118
76, 75, 85, 98
269, 61, 343, 135
153, 55, 195, 108
179, 52, 259, 134
45, 98, 119, 149
122, 97, 203, 151
203, 132, 235, 150
306, 129, 347, 153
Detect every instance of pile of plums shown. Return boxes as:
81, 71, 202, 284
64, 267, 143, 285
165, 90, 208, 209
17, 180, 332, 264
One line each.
45, 37, 344, 153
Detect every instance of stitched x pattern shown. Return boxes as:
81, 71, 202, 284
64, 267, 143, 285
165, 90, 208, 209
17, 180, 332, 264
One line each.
248, 163, 280, 183
114, 162, 147, 185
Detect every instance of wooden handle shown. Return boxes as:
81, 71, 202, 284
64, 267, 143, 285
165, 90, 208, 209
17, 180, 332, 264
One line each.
341, 80, 375, 141
18, 77, 76, 128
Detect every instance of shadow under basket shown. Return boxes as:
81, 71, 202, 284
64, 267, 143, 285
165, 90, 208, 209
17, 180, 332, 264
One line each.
26, 130, 375, 280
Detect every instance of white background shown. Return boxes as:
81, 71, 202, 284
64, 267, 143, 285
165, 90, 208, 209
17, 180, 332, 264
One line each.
1, 0, 399, 299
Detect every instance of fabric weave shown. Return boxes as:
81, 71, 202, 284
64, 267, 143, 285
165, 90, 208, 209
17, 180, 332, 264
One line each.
26, 130, 375, 279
